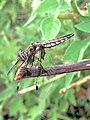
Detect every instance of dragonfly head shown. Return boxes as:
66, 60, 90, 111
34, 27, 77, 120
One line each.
7, 50, 27, 75
18, 50, 27, 61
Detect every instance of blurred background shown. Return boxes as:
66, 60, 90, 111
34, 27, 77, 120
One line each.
0, 0, 90, 120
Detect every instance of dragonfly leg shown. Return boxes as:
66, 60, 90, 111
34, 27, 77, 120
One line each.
39, 46, 47, 73
35, 82, 39, 91
37, 62, 47, 76
26, 54, 35, 67
17, 82, 20, 91
40, 46, 46, 60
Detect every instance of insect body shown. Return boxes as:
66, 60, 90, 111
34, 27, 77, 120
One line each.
8, 33, 74, 74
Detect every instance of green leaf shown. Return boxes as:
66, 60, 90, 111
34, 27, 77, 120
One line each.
60, 99, 69, 112
24, 13, 36, 27
28, 84, 54, 120
63, 38, 90, 62
24, 0, 59, 26
18, 114, 24, 120
35, 0, 58, 14
40, 16, 61, 40
65, 0, 72, 5
63, 37, 90, 87
75, 20, 90, 33
61, 41, 82, 88
86, 3, 90, 17
78, 37, 90, 61
0, 0, 7, 9
68, 89, 77, 106
0, 36, 19, 60
28, 106, 42, 120
63, 41, 82, 62
0, 83, 16, 101
49, 108, 57, 120
9, 97, 27, 116
65, 72, 76, 89
0, 115, 3, 120
71, 0, 83, 16
77, 37, 90, 77
58, 0, 69, 12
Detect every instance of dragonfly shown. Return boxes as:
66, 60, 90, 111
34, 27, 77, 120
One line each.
8, 33, 74, 75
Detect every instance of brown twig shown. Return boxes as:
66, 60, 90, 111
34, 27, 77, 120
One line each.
59, 75, 90, 94
15, 59, 90, 80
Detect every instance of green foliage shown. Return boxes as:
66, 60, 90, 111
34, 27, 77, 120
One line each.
40, 16, 61, 39
35, 0, 58, 14
75, 20, 90, 32
9, 97, 27, 116
0, 0, 90, 119
63, 37, 90, 88
86, 3, 90, 16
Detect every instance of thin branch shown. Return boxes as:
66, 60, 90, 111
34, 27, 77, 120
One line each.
59, 75, 90, 94
57, 13, 74, 19
15, 59, 90, 80
17, 74, 90, 95
17, 74, 65, 94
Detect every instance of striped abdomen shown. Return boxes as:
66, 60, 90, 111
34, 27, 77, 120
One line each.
41, 33, 74, 48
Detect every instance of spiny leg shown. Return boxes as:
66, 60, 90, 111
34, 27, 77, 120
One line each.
35, 82, 39, 91
40, 46, 46, 60
26, 54, 35, 67
26, 43, 36, 66
37, 46, 47, 75
17, 82, 20, 91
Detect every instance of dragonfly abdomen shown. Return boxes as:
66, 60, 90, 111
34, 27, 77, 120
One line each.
42, 33, 74, 48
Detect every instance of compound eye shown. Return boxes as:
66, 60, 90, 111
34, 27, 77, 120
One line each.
30, 46, 33, 51
18, 50, 26, 61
